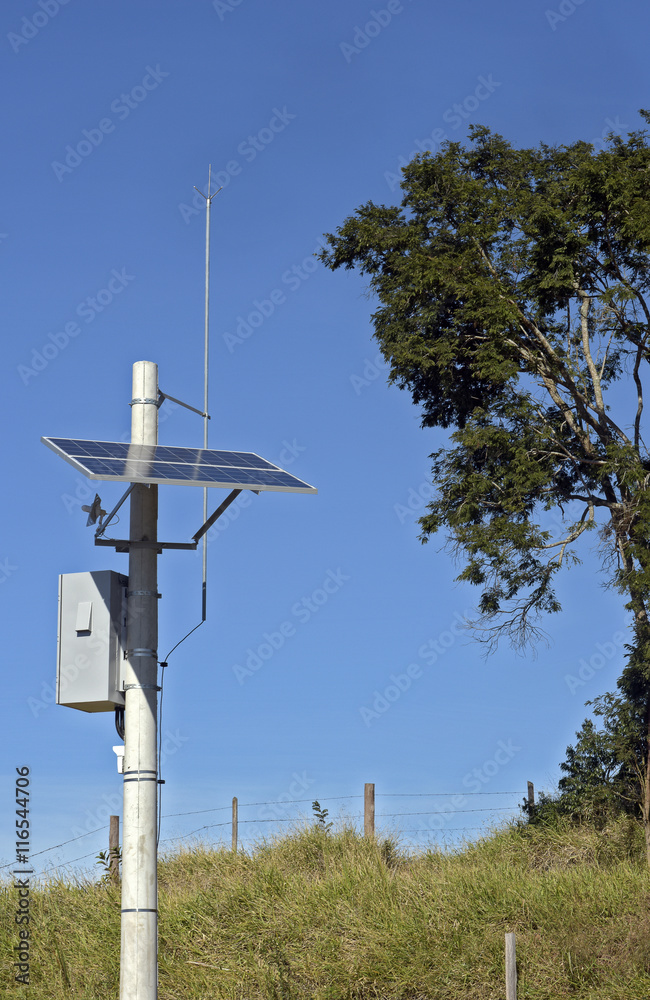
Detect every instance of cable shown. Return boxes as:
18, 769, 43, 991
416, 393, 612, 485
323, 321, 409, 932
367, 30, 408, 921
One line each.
163, 621, 204, 663
179, 809, 516, 838
380, 791, 519, 797
162, 794, 362, 819
399, 827, 505, 835
162, 804, 230, 819
161, 797, 517, 821
0, 827, 107, 871
34, 849, 103, 879
6, 794, 523, 875
115, 706, 125, 741
156, 661, 168, 849
378, 808, 517, 818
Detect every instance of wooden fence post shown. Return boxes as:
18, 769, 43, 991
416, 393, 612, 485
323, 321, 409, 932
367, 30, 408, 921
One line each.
232, 796, 238, 852
364, 783, 375, 838
505, 932, 517, 1000
109, 815, 120, 883
527, 781, 535, 809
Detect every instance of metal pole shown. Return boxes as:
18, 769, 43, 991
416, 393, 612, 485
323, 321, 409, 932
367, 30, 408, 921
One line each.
120, 360, 159, 1000
232, 796, 238, 853
202, 166, 211, 623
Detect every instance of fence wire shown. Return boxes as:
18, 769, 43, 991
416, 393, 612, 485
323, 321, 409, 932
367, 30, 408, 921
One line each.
4, 789, 524, 878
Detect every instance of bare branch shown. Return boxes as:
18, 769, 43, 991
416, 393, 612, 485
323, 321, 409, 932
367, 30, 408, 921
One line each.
541, 503, 595, 567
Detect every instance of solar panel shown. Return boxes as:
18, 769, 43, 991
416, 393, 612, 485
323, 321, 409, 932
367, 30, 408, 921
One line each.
42, 437, 317, 494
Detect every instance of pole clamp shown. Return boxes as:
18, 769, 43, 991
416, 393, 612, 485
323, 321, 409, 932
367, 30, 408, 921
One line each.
127, 590, 162, 598
124, 683, 161, 691
125, 648, 157, 659
130, 396, 159, 406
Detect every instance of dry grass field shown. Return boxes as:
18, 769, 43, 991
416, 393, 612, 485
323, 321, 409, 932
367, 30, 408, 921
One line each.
2, 817, 650, 998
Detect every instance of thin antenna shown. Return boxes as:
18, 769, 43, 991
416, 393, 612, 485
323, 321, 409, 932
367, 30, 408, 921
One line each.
194, 167, 222, 620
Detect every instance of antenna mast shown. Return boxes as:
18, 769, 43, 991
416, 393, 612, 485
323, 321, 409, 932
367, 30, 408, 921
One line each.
194, 167, 222, 619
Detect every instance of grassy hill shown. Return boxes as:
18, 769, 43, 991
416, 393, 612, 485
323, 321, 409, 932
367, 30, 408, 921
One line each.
2, 817, 650, 998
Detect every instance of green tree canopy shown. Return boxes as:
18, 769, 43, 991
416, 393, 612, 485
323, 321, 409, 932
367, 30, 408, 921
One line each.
320, 115, 650, 654
544, 692, 645, 826
321, 117, 650, 861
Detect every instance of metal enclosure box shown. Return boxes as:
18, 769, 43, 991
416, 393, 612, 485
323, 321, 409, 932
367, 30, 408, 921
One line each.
57, 571, 128, 712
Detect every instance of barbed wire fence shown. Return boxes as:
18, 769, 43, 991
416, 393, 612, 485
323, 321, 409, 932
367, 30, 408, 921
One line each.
1, 782, 533, 880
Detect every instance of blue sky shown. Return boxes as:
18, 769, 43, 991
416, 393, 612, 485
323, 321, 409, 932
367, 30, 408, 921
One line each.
1, 0, 647, 875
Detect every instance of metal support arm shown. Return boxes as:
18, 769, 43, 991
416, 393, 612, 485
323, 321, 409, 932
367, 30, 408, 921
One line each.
95, 484, 135, 538
96, 487, 250, 551
192, 489, 242, 543
158, 390, 210, 420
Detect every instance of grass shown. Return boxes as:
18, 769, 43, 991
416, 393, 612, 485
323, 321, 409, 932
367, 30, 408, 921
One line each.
2, 816, 650, 998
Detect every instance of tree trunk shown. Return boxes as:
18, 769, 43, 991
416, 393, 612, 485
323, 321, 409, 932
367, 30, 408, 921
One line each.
641, 696, 650, 868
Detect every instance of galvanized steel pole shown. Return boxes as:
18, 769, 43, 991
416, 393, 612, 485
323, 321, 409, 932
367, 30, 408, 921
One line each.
120, 360, 159, 1000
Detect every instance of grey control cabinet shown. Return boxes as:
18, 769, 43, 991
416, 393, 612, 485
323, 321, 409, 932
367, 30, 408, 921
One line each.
57, 570, 128, 712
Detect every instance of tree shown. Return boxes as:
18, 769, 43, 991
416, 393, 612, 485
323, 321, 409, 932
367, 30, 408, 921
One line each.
319, 115, 650, 861
527, 691, 645, 827
563, 692, 644, 813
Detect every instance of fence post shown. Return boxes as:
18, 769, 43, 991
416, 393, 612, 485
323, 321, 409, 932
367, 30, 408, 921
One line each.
109, 815, 120, 883
232, 796, 238, 852
505, 932, 517, 1000
364, 783, 375, 838
527, 781, 535, 809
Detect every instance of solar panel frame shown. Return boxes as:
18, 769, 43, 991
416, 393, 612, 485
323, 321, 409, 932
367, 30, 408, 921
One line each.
42, 437, 317, 494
